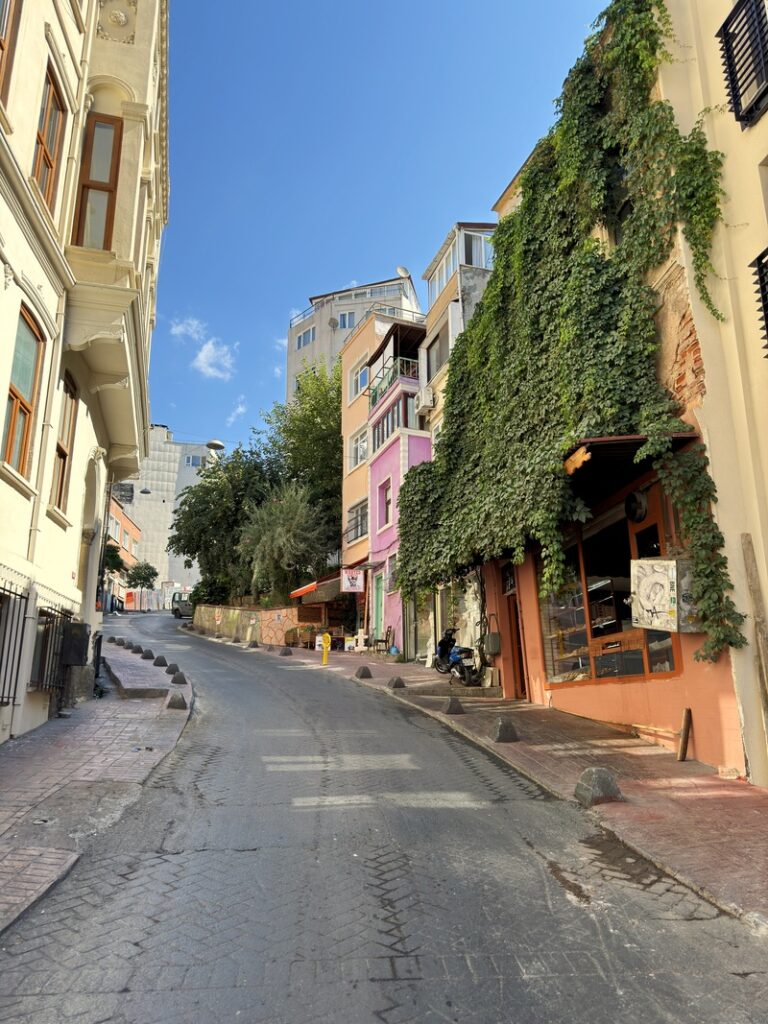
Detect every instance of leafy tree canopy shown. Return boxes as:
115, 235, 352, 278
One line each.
103, 543, 125, 574
126, 561, 159, 591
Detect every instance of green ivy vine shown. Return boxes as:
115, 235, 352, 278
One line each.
397, 0, 745, 660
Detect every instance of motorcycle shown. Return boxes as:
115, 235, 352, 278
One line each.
434, 627, 482, 686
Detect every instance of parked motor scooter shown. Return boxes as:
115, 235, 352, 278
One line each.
434, 627, 481, 686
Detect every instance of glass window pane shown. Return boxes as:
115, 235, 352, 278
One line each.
3, 394, 13, 457
37, 160, 50, 197
38, 80, 50, 131
89, 122, 115, 182
359, 367, 368, 389
9, 406, 27, 469
538, 545, 589, 682
10, 317, 39, 401
0, 0, 11, 38
45, 104, 61, 152
82, 189, 109, 249
647, 629, 675, 673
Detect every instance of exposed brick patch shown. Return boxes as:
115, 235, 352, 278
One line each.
670, 308, 706, 411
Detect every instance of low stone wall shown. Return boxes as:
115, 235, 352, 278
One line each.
193, 604, 322, 645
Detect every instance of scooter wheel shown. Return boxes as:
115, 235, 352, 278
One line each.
434, 659, 450, 674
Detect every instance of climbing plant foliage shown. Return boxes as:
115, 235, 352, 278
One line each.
397, 0, 745, 660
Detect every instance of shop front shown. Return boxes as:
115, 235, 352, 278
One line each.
483, 439, 745, 775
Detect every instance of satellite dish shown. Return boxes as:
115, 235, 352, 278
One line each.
396, 266, 410, 278
328, 316, 339, 329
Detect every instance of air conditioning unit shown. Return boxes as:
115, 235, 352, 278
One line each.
414, 387, 435, 414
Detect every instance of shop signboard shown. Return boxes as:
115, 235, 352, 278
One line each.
342, 568, 365, 593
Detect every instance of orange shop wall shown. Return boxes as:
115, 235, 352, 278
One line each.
484, 555, 745, 776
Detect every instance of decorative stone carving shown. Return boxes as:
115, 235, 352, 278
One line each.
97, 0, 137, 44
3, 261, 13, 289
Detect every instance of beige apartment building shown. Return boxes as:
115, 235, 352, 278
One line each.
286, 274, 421, 397
0, 0, 168, 741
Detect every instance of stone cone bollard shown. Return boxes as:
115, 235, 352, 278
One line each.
214, 632, 223, 639
107, 636, 116, 644
232, 636, 241, 644
280, 647, 293, 656
249, 640, 259, 648
115, 638, 126, 646
141, 649, 154, 660
131, 645, 143, 654
491, 716, 519, 743
443, 696, 465, 715
355, 665, 372, 679
575, 767, 625, 807
171, 671, 187, 687
387, 677, 406, 689
167, 690, 188, 710
153, 655, 167, 667
165, 663, 180, 675
266, 645, 274, 652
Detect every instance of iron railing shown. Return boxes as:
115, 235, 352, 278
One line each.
718, 0, 768, 126
29, 605, 72, 698
368, 357, 419, 409
0, 581, 28, 706
751, 245, 768, 355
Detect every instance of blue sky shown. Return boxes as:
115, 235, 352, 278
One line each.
151, 1, 605, 451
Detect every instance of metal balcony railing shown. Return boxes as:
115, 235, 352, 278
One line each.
368, 357, 419, 410
751, 245, 768, 356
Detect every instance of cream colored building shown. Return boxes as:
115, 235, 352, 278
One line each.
286, 274, 421, 397
0, 0, 168, 741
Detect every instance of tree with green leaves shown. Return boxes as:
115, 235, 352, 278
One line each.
103, 543, 125, 575
239, 481, 328, 604
167, 443, 276, 598
262, 360, 342, 555
126, 561, 158, 591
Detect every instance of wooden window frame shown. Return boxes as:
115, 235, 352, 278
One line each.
72, 112, 123, 250
32, 66, 66, 209
4, 308, 44, 478
0, 0, 21, 105
50, 373, 78, 512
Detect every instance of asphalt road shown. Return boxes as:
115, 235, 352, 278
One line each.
0, 613, 766, 1024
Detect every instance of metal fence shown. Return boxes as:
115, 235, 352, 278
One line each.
0, 581, 29, 706
29, 605, 72, 701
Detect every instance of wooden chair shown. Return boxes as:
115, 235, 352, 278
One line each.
374, 626, 393, 653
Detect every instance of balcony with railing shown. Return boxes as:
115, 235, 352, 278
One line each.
718, 0, 768, 126
367, 357, 419, 411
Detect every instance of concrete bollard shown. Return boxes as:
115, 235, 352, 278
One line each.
153, 655, 168, 667
574, 767, 625, 807
131, 645, 143, 655
165, 662, 180, 675
355, 665, 372, 679
387, 677, 406, 689
280, 647, 293, 656
443, 697, 465, 715
167, 690, 188, 710
249, 640, 259, 648
171, 671, 187, 687
141, 649, 154, 660
232, 636, 241, 644
491, 716, 519, 743
106, 636, 116, 643
115, 638, 126, 646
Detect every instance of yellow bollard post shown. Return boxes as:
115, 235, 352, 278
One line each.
321, 631, 331, 666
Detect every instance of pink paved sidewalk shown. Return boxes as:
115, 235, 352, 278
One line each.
244, 638, 768, 929
0, 646, 191, 933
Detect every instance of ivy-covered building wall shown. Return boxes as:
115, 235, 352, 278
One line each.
397, 0, 768, 782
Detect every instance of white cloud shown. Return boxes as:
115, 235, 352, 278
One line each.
170, 317, 207, 342
226, 394, 247, 427
192, 338, 236, 381
273, 364, 283, 379
274, 337, 287, 351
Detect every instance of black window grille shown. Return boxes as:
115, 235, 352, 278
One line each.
29, 605, 71, 696
751, 246, 768, 355
344, 501, 368, 542
717, 0, 768, 127
0, 581, 28, 706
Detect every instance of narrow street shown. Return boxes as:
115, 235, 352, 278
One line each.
0, 614, 766, 1024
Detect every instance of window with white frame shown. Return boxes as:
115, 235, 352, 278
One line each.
427, 237, 458, 307
349, 428, 368, 469
386, 554, 398, 592
296, 325, 315, 349
185, 454, 205, 468
339, 311, 356, 330
463, 231, 494, 270
379, 479, 392, 529
349, 360, 369, 400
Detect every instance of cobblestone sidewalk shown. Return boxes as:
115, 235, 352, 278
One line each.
245, 638, 768, 930
0, 646, 191, 934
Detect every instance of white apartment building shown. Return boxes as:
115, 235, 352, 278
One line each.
0, 0, 168, 741
123, 424, 208, 604
286, 273, 421, 396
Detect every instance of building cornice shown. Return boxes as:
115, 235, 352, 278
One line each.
158, 0, 169, 224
